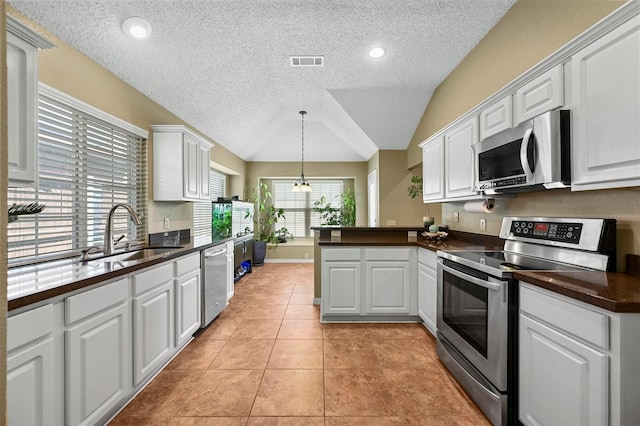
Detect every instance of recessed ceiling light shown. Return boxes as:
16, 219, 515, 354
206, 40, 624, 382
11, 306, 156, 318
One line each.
369, 47, 385, 58
122, 17, 151, 39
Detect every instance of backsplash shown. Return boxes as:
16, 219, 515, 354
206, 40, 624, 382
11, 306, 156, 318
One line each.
148, 229, 191, 246
442, 188, 640, 272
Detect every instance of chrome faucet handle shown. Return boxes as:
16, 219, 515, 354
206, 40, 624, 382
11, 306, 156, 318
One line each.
112, 234, 126, 244
81, 246, 103, 261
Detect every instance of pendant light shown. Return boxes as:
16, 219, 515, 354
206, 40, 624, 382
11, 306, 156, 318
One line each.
292, 111, 312, 192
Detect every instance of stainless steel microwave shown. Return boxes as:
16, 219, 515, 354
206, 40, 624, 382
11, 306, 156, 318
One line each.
473, 109, 571, 194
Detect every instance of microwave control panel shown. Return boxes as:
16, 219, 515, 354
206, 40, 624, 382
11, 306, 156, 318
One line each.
510, 221, 582, 244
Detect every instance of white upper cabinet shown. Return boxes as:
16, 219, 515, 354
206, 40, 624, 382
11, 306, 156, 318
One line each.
421, 135, 445, 202
570, 17, 640, 191
6, 17, 54, 187
152, 125, 213, 202
514, 64, 564, 124
480, 95, 513, 140
444, 116, 480, 199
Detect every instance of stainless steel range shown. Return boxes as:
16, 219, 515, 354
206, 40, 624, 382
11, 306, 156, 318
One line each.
436, 217, 616, 426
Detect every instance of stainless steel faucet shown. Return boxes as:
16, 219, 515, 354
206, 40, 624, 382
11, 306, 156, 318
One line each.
103, 203, 142, 255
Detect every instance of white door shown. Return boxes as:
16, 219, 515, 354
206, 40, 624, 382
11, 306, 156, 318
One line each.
7, 338, 55, 426
365, 261, 411, 314
571, 18, 640, 190
444, 116, 479, 199
367, 169, 377, 227
322, 262, 361, 315
418, 262, 437, 336
133, 282, 174, 385
66, 302, 131, 426
520, 314, 609, 426
175, 271, 201, 348
183, 134, 200, 199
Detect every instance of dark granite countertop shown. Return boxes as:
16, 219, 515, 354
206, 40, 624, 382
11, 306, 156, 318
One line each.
514, 270, 640, 313
8, 236, 233, 311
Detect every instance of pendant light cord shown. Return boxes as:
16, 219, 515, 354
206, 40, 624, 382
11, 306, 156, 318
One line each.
300, 110, 306, 180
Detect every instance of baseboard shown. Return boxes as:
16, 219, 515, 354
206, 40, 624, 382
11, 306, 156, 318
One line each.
313, 298, 321, 306
264, 258, 314, 264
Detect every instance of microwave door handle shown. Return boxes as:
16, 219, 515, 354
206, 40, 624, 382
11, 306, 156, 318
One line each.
440, 263, 502, 292
520, 128, 534, 180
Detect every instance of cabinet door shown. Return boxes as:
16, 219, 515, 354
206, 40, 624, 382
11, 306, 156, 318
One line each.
7, 32, 39, 186
514, 64, 564, 124
422, 136, 445, 201
322, 261, 361, 315
66, 302, 131, 426
176, 271, 201, 348
520, 314, 608, 426
365, 261, 411, 314
133, 282, 174, 385
571, 18, 640, 190
7, 337, 55, 426
444, 116, 479, 199
480, 95, 513, 139
199, 142, 211, 199
183, 134, 200, 199
418, 262, 437, 336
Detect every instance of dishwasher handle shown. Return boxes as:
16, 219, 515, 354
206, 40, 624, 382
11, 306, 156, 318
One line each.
204, 248, 226, 258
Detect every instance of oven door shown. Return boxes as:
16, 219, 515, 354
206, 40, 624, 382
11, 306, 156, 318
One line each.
437, 259, 509, 391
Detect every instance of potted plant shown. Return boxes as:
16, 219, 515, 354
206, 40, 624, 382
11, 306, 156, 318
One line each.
407, 175, 423, 199
340, 188, 356, 227
313, 195, 340, 226
276, 227, 294, 243
312, 189, 356, 226
247, 181, 285, 265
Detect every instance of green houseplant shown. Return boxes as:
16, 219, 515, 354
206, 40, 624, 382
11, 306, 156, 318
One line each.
340, 188, 356, 227
312, 189, 356, 226
247, 181, 285, 265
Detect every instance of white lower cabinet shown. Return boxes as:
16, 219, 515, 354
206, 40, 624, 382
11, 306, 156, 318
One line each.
323, 262, 362, 315
519, 282, 640, 426
417, 248, 437, 336
321, 247, 417, 319
175, 253, 202, 348
65, 278, 131, 426
365, 258, 413, 315
132, 267, 175, 386
7, 304, 62, 426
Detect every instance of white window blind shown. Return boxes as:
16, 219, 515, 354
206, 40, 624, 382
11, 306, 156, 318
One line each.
192, 168, 226, 240
271, 179, 343, 237
7, 91, 147, 262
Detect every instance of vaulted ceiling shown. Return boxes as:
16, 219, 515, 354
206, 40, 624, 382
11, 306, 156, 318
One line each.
9, 0, 516, 162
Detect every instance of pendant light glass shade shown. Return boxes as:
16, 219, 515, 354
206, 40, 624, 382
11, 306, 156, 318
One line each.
293, 111, 312, 192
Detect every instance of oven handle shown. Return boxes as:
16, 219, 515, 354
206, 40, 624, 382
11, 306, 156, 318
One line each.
520, 127, 534, 180
439, 262, 502, 292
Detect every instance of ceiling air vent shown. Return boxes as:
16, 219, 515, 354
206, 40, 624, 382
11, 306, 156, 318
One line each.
290, 56, 324, 67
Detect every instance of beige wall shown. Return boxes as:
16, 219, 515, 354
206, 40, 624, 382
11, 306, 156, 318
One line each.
7, 6, 246, 235
1, 3, 8, 422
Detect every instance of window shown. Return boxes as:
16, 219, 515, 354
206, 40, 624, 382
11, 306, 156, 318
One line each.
7, 85, 147, 262
271, 179, 344, 238
192, 169, 226, 241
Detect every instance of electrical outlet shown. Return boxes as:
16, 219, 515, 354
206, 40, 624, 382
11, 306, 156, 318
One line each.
453, 211, 459, 222
164, 217, 170, 230
480, 218, 487, 231
304, 252, 309, 259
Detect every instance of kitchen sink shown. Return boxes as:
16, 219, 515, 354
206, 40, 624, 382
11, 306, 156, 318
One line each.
117, 247, 182, 261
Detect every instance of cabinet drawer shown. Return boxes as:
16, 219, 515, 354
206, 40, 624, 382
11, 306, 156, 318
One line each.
520, 283, 609, 350
132, 262, 174, 295
365, 248, 412, 261
418, 248, 437, 270
66, 278, 128, 324
324, 248, 361, 261
8, 304, 54, 351
175, 252, 200, 276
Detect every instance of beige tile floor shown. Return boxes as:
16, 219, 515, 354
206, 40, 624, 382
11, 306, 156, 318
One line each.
110, 263, 490, 425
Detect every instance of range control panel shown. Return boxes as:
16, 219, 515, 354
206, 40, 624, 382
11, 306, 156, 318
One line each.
510, 220, 582, 244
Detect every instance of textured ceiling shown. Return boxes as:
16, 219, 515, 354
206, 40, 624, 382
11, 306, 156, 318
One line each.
9, 0, 516, 162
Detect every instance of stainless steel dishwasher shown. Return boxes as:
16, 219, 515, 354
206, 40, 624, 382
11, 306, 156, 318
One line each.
201, 244, 228, 327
